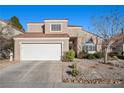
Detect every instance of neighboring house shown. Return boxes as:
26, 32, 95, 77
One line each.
14, 19, 102, 61
0, 19, 24, 39
110, 30, 124, 54
0, 19, 24, 59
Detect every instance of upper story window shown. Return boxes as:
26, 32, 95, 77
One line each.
50, 24, 61, 32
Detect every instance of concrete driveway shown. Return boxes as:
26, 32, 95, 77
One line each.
0, 61, 62, 88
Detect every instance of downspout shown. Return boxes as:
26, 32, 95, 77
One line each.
122, 28, 124, 55
96, 36, 98, 52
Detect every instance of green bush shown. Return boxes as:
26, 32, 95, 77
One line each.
65, 49, 75, 62
117, 55, 124, 59
86, 52, 104, 59
71, 69, 79, 77
71, 63, 76, 69
86, 54, 96, 59
108, 52, 121, 57
71, 64, 79, 77
94, 52, 104, 59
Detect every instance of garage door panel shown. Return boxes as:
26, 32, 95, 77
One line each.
20, 44, 61, 61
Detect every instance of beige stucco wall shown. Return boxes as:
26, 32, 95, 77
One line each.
122, 44, 124, 52
68, 27, 102, 55
14, 40, 20, 61
67, 27, 84, 37
78, 31, 102, 54
14, 38, 69, 61
44, 20, 68, 34
27, 23, 44, 32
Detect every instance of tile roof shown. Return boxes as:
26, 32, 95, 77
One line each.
28, 22, 44, 24
68, 25, 82, 27
44, 18, 68, 20
14, 32, 69, 38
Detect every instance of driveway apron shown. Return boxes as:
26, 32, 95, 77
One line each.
0, 61, 62, 87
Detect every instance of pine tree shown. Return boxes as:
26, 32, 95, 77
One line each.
9, 16, 23, 30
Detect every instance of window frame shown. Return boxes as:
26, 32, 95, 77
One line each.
83, 44, 96, 52
50, 23, 62, 32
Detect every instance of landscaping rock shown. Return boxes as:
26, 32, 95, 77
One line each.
62, 59, 124, 84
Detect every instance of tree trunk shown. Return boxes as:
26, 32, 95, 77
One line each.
104, 47, 108, 63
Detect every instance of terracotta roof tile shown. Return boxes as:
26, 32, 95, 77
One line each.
68, 25, 82, 27
28, 22, 44, 24
44, 18, 68, 20
14, 32, 69, 38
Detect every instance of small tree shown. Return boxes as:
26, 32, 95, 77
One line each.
92, 9, 124, 63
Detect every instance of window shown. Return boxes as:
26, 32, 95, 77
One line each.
83, 45, 96, 52
51, 24, 61, 31
83, 38, 96, 52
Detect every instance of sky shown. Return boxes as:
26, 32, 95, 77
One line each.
0, 5, 124, 33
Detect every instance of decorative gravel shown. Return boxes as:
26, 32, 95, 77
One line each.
62, 59, 124, 84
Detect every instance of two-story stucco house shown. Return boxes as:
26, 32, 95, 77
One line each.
14, 19, 102, 61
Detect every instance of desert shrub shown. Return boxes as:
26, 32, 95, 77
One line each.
108, 52, 121, 57
71, 63, 76, 69
117, 55, 124, 59
78, 50, 87, 59
71, 64, 79, 77
0, 39, 14, 60
86, 54, 96, 59
1, 52, 7, 59
94, 52, 104, 59
0, 49, 11, 60
64, 49, 75, 62
0, 52, 6, 60
71, 69, 79, 77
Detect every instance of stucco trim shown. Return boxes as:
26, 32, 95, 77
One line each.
14, 37, 69, 40
44, 20, 68, 22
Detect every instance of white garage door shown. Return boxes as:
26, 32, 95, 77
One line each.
20, 43, 61, 61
